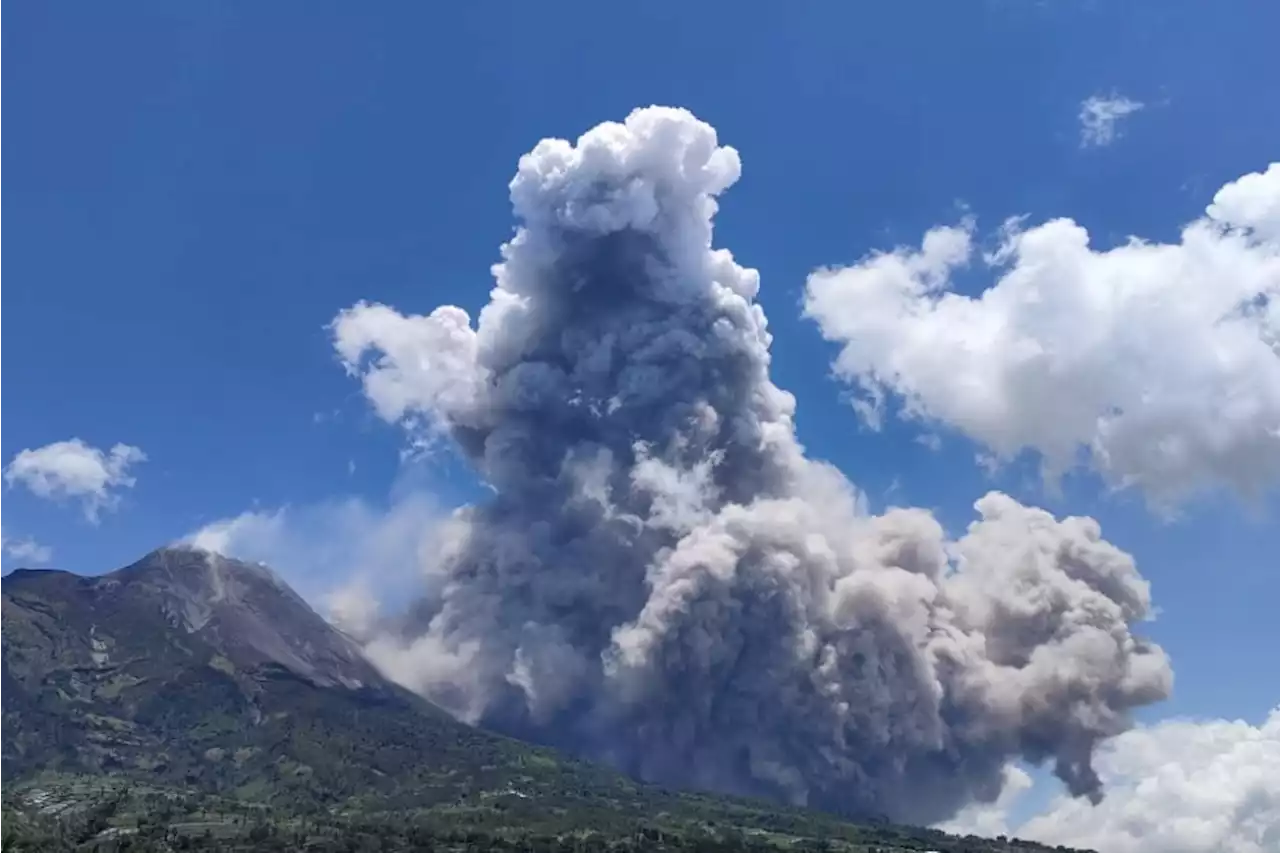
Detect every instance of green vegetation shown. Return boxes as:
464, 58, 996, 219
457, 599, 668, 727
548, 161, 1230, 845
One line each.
2, 776, 1075, 853
2, 557, 1093, 853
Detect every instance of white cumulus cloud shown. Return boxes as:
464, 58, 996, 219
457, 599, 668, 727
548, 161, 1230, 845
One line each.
942, 709, 1280, 853
331, 302, 482, 439
1, 532, 53, 565
1079, 93, 1144, 148
4, 438, 147, 522
803, 163, 1280, 509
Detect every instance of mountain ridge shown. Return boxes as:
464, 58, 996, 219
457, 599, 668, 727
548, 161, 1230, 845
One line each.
105, 546, 380, 689
1, 547, 1089, 853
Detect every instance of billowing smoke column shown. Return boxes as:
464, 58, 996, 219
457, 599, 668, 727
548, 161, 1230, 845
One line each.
332, 107, 1172, 825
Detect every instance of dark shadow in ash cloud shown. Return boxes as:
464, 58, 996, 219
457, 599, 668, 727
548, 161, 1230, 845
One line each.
334, 107, 1172, 825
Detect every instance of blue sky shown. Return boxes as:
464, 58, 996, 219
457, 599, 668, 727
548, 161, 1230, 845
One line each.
4, 3, 1278, 847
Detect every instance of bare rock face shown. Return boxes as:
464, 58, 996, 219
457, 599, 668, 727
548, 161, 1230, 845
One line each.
0, 547, 516, 805
107, 546, 379, 689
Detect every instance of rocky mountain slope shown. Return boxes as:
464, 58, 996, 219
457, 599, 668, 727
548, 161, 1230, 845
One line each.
4, 546, 586, 809
1, 547, 1086, 852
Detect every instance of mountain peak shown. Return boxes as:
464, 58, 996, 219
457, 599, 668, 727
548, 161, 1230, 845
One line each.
101, 545, 380, 689
113, 545, 299, 620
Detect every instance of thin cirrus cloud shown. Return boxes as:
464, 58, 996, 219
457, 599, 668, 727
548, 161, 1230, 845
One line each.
803, 162, 1280, 511
4, 438, 147, 523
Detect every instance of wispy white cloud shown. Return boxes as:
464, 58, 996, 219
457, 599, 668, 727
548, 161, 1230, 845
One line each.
804, 163, 1280, 510
183, 492, 449, 628
1079, 92, 1144, 148
1, 532, 53, 565
4, 438, 147, 523
941, 709, 1280, 853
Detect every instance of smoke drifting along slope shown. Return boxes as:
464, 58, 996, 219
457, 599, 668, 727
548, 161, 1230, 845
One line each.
332, 107, 1172, 825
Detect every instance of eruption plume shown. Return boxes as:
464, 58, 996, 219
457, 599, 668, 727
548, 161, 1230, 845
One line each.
332, 106, 1172, 824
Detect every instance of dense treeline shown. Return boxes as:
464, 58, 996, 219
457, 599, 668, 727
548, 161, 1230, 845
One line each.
2, 800, 1087, 853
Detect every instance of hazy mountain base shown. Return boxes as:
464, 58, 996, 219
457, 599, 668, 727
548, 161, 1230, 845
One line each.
1, 551, 1089, 853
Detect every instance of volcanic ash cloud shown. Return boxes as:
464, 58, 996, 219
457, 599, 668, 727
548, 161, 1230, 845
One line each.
332, 106, 1172, 824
